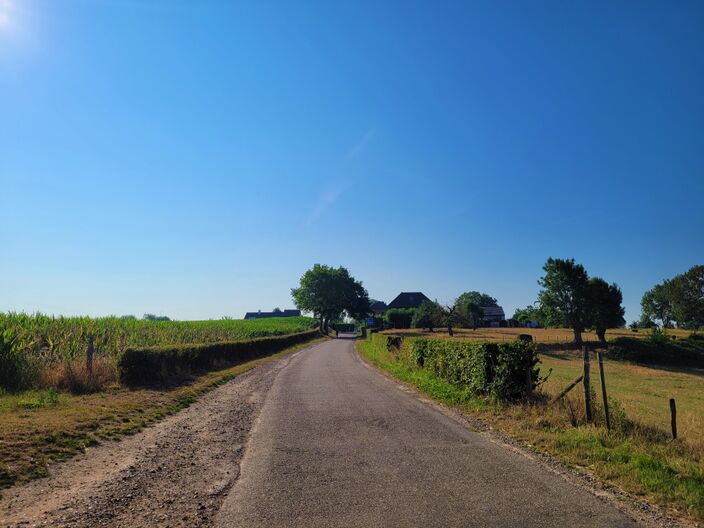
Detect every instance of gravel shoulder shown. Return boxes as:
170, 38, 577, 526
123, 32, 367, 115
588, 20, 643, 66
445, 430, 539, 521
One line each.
0, 347, 308, 528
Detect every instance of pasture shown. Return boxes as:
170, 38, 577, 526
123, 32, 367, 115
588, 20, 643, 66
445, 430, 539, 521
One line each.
379, 326, 694, 343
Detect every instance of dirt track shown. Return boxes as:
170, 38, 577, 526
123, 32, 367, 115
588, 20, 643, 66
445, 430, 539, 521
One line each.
0, 349, 299, 527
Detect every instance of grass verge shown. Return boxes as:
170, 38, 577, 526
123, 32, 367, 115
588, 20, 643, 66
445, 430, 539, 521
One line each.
0, 336, 328, 491
358, 335, 704, 523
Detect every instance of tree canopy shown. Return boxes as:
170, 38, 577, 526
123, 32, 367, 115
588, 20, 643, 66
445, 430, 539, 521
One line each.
538, 258, 591, 344
641, 265, 704, 329
588, 277, 625, 343
456, 291, 498, 308
291, 264, 370, 331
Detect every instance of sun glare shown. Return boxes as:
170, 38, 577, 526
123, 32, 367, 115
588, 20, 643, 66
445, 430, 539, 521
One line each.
0, 0, 12, 30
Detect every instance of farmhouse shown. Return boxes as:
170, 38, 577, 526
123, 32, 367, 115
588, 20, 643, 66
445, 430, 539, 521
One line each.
243, 309, 301, 320
482, 306, 506, 327
387, 292, 431, 310
370, 301, 388, 315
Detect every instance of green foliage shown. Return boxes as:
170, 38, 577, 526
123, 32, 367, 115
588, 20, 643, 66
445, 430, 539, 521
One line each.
588, 277, 625, 342
117, 329, 319, 386
411, 301, 442, 331
0, 329, 37, 392
641, 265, 704, 329
291, 264, 370, 328
455, 291, 498, 308
384, 308, 415, 329
512, 305, 545, 327
538, 258, 591, 340
608, 331, 704, 368
409, 338, 540, 400
143, 314, 171, 321
0, 313, 318, 391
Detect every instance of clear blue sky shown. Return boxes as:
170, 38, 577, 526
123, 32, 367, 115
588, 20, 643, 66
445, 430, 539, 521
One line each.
1, 1, 703, 322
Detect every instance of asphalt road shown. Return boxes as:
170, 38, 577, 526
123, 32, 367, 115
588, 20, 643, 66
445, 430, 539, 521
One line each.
215, 335, 640, 528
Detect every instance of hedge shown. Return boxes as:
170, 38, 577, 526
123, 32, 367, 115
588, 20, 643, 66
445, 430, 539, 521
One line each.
410, 338, 540, 400
118, 329, 320, 386
608, 334, 704, 368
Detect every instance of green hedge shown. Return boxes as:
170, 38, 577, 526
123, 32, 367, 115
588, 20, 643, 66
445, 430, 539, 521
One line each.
608, 334, 704, 368
118, 329, 320, 386
410, 338, 540, 400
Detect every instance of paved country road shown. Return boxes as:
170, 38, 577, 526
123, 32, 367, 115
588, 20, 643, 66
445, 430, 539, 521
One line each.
1, 337, 668, 527
215, 336, 640, 528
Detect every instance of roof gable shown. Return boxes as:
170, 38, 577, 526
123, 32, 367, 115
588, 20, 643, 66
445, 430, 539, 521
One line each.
387, 292, 431, 309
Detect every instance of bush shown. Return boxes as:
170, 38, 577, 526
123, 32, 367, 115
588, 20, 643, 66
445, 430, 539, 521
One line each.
409, 338, 540, 400
608, 333, 703, 368
384, 308, 415, 329
117, 329, 319, 386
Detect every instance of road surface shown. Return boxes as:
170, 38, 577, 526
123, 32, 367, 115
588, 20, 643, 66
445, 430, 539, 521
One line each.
215, 335, 639, 527
1, 336, 655, 527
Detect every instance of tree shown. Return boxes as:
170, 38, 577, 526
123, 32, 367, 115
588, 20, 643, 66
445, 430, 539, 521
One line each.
587, 277, 625, 343
385, 308, 415, 329
456, 291, 498, 309
291, 264, 370, 332
537, 258, 590, 345
641, 283, 674, 328
464, 302, 484, 330
412, 301, 442, 332
512, 305, 545, 327
641, 266, 704, 329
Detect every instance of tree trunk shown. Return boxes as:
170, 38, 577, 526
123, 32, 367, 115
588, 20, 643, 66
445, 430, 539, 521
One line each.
573, 327, 583, 345
597, 328, 606, 344
447, 325, 453, 336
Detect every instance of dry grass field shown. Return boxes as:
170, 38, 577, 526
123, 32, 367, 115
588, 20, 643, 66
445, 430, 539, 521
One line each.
380, 326, 694, 343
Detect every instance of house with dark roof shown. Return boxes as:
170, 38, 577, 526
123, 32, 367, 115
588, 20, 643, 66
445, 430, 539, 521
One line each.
370, 301, 388, 315
387, 292, 431, 310
481, 306, 506, 327
243, 309, 301, 320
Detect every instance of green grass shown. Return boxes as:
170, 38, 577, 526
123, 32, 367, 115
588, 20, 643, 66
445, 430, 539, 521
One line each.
358, 334, 704, 522
0, 335, 327, 491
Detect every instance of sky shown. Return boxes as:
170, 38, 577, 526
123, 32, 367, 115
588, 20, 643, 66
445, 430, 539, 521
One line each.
1, 0, 703, 322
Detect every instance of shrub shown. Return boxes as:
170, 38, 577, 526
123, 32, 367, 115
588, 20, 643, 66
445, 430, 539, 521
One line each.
117, 329, 319, 386
608, 333, 704, 368
384, 309, 415, 329
409, 338, 540, 400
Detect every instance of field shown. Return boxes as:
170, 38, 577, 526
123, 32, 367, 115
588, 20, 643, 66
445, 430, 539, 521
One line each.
380, 326, 694, 343
0, 313, 318, 363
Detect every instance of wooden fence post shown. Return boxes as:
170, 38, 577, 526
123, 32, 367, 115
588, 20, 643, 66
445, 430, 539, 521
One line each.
87, 335, 94, 376
670, 398, 677, 439
583, 346, 592, 423
597, 351, 610, 431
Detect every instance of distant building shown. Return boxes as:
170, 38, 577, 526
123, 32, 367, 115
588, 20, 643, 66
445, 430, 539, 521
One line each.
387, 292, 431, 310
370, 301, 388, 315
243, 309, 301, 320
481, 306, 506, 327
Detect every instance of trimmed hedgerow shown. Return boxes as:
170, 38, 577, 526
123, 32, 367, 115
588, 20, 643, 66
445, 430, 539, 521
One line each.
409, 338, 540, 400
608, 333, 703, 368
118, 329, 320, 386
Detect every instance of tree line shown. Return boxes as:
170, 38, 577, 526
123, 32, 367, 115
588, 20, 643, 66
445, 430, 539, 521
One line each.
291, 260, 702, 341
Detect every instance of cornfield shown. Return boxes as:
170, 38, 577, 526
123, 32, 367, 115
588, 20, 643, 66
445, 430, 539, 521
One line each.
0, 313, 317, 364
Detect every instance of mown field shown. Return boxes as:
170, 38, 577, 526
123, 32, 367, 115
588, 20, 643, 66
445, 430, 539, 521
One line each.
358, 333, 704, 522
380, 326, 694, 343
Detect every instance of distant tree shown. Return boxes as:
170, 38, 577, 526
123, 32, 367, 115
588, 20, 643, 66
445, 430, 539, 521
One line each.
143, 314, 171, 322
512, 305, 545, 327
291, 264, 370, 332
641, 283, 674, 328
272, 307, 282, 313
412, 300, 443, 333
456, 291, 498, 309
385, 308, 415, 329
587, 277, 625, 343
538, 258, 590, 345
464, 302, 484, 330
641, 265, 704, 329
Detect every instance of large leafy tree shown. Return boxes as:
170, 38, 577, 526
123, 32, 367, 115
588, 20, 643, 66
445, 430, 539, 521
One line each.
538, 258, 590, 345
588, 277, 625, 343
641, 265, 704, 328
412, 300, 443, 333
291, 264, 370, 332
456, 291, 498, 308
